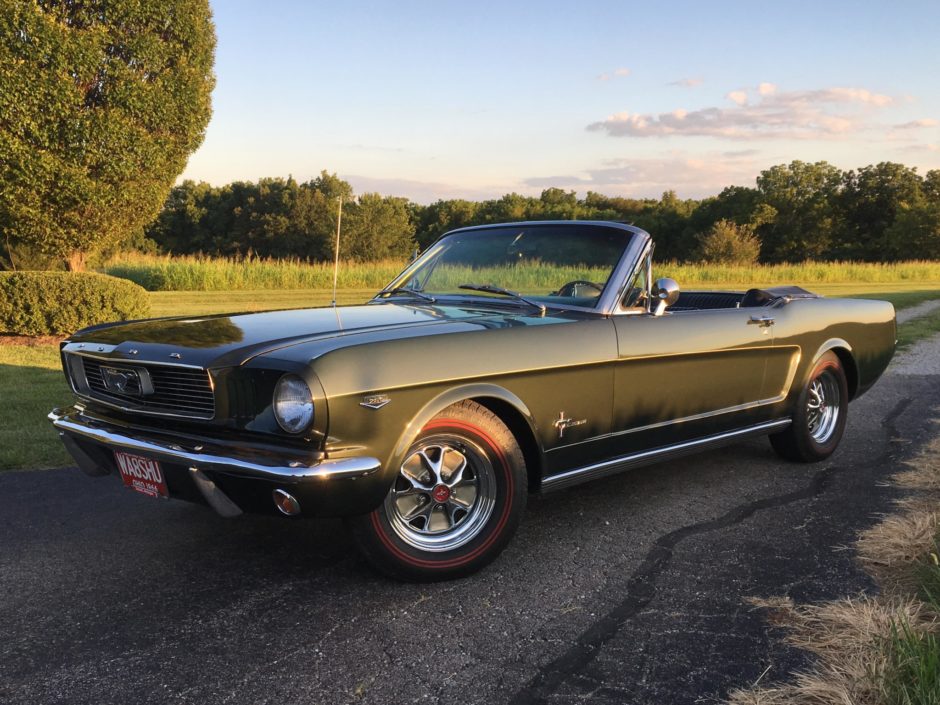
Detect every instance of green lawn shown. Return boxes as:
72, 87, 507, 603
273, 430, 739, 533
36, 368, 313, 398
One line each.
0, 345, 74, 469
2, 286, 940, 472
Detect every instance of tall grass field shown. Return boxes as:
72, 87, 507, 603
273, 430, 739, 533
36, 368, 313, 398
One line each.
103, 253, 940, 292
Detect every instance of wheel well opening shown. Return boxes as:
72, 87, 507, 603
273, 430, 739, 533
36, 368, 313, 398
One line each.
831, 347, 859, 400
474, 397, 543, 493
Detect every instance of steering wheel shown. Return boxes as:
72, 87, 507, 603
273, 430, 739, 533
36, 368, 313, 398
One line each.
553, 280, 604, 298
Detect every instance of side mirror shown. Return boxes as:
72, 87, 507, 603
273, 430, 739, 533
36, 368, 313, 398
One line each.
652, 277, 680, 316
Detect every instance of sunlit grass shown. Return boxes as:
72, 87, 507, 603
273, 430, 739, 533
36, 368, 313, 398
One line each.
103, 253, 406, 291
149, 289, 374, 317
897, 308, 940, 349
661, 260, 940, 286
0, 345, 72, 470
103, 252, 940, 292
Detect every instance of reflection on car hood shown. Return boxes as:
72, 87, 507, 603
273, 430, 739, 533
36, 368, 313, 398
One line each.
68, 302, 581, 368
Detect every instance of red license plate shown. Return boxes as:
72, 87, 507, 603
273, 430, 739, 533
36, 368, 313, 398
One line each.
114, 450, 169, 499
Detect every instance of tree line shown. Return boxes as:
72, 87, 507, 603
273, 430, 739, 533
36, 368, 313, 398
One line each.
4, 160, 940, 270
141, 161, 940, 265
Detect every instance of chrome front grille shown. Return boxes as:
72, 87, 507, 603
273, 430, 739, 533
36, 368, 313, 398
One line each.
76, 356, 215, 419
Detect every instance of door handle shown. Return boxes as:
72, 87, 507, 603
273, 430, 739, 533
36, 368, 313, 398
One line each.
748, 315, 775, 327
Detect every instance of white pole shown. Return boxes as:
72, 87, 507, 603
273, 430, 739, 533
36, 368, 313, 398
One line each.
331, 196, 343, 307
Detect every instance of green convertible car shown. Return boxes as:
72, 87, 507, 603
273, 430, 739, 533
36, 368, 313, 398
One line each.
50, 221, 896, 580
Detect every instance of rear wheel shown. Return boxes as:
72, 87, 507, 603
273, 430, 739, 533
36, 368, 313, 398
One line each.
770, 351, 848, 462
349, 400, 527, 581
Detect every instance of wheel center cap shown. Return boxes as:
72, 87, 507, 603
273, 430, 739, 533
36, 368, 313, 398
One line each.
431, 484, 451, 503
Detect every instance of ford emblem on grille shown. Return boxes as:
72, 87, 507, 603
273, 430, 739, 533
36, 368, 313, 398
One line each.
100, 366, 153, 396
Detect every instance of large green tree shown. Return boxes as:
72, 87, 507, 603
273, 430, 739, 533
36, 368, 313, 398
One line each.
837, 162, 925, 260
342, 194, 415, 261
755, 161, 843, 262
0, 0, 215, 270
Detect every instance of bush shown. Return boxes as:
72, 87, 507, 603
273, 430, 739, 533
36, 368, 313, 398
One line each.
697, 219, 762, 266
0, 272, 150, 336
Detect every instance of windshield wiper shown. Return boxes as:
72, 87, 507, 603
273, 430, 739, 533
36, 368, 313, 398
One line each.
376, 287, 436, 304
458, 284, 547, 314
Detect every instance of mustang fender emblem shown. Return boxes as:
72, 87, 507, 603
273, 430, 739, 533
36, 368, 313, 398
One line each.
554, 411, 587, 438
360, 394, 391, 410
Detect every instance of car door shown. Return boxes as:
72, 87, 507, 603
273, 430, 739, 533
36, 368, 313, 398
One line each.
607, 306, 785, 456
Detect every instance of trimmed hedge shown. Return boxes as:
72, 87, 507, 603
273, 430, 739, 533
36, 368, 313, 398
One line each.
0, 272, 151, 336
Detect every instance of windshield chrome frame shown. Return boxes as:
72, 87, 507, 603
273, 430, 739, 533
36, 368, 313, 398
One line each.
613, 239, 656, 316
374, 221, 651, 316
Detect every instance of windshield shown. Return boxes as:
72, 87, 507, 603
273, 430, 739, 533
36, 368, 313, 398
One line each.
379, 224, 635, 309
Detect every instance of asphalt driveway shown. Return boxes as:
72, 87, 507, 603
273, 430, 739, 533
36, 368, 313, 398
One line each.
2, 352, 938, 705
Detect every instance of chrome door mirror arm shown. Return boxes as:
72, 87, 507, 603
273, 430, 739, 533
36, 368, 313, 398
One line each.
652, 277, 681, 316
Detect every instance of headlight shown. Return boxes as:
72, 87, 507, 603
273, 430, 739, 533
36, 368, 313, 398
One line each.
273, 374, 314, 433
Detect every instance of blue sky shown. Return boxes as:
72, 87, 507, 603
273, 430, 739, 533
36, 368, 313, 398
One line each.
180, 0, 940, 202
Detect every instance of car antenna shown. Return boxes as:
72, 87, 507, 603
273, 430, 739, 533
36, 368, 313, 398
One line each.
331, 196, 343, 307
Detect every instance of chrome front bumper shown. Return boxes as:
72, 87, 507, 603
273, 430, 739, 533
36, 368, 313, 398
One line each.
49, 406, 382, 517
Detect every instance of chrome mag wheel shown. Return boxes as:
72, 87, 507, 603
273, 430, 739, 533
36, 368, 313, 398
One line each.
807, 370, 841, 444
385, 436, 497, 552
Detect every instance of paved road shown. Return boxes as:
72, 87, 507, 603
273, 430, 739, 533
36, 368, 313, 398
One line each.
2, 356, 939, 705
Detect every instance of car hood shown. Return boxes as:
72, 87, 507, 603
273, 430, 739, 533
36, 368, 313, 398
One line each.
67, 302, 570, 368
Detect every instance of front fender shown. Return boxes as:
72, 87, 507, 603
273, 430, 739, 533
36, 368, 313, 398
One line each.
387, 383, 540, 481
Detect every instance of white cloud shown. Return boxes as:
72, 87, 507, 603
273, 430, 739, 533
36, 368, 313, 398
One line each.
895, 118, 939, 129
722, 149, 761, 157
597, 67, 631, 81
587, 85, 896, 141
901, 142, 940, 154
669, 77, 703, 88
523, 151, 765, 199
344, 174, 512, 204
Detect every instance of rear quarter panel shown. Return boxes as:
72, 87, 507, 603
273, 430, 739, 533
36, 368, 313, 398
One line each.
770, 297, 896, 404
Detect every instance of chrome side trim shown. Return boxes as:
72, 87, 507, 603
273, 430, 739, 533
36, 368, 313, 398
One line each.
548, 394, 789, 450
189, 467, 243, 517
48, 407, 381, 484
541, 419, 792, 492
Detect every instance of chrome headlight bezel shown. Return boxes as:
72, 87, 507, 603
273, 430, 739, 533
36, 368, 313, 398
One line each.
272, 374, 315, 434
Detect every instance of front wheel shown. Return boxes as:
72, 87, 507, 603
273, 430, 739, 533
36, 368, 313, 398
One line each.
349, 400, 527, 581
770, 351, 848, 462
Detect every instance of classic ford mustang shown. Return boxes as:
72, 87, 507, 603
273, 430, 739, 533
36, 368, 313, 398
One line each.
50, 221, 896, 580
